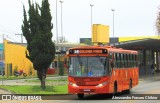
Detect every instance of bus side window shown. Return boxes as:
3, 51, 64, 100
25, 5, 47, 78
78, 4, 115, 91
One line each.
109, 52, 112, 59
126, 54, 128, 68
119, 53, 122, 68
128, 54, 130, 68
133, 54, 135, 67
135, 55, 138, 67
132, 54, 134, 68
110, 61, 114, 69
109, 52, 114, 73
130, 54, 133, 68
115, 53, 118, 68
117, 53, 119, 68
108, 60, 114, 74
134, 55, 138, 67
112, 53, 115, 69
126, 54, 129, 68
123, 54, 126, 68
117, 53, 120, 68
127, 54, 129, 68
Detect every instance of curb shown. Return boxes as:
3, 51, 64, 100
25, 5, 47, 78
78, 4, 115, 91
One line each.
0, 88, 16, 94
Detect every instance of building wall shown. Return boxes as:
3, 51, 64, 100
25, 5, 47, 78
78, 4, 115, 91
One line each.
4, 40, 35, 76
92, 24, 109, 43
0, 43, 3, 62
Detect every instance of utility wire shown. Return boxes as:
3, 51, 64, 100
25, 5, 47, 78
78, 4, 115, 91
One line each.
0, 25, 19, 34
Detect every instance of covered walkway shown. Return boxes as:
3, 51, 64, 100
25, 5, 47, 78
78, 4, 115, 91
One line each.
115, 38, 160, 75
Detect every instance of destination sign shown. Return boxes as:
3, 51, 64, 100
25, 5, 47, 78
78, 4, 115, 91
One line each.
69, 49, 107, 54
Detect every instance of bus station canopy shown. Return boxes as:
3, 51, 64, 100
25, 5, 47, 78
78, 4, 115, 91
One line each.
115, 38, 160, 51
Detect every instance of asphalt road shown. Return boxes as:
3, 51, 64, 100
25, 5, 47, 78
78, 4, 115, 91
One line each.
35, 76, 160, 103
0, 74, 160, 103
39, 76, 160, 100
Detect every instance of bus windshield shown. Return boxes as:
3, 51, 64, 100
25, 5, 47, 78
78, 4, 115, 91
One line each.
68, 56, 109, 77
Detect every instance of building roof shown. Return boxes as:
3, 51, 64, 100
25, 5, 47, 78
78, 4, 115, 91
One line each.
7, 42, 82, 48
5, 36, 160, 52
115, 38, 160, 51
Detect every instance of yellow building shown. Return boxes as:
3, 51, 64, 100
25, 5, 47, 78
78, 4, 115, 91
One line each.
4, 40, 35, 76
1, 40, 82, 76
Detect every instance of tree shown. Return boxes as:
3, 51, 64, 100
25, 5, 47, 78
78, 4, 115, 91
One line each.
84, 39, 93, 45
22, 0, 55, 90
58, 57, 64, 76
156, 6, 160, 36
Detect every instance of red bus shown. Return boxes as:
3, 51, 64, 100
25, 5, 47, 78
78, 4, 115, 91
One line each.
65, 46, 139, 99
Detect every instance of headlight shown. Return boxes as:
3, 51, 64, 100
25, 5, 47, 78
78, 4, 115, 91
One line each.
96, 82, 108, 87
69, 82, 79, 87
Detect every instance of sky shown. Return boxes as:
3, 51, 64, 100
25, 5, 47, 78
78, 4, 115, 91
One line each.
0, 0, 160, 43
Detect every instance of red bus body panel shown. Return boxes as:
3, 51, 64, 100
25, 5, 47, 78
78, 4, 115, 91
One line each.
67, 46, 139, 94
68, 68, 138, 94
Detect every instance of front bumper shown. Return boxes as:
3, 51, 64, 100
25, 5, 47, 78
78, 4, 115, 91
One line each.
68, 84, 110, 94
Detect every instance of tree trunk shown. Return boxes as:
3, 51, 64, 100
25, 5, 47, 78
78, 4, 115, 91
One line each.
41, 74, 46, 90
37, 69, 46, 90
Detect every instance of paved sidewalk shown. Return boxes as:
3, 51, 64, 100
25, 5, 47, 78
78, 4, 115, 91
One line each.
0, 89, 13, 94
139, 72, 160, 81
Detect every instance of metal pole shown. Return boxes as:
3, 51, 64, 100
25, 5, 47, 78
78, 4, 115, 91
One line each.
90, 4, 94, 36
60, 0, 64, 43
57, 54, 59, 72
111, 9, 115, 45
2, 34, 4, 85
15, 34, 23, 43
56, 0, 59, 74
21, 34, 23, 43
56, 0, 58, 43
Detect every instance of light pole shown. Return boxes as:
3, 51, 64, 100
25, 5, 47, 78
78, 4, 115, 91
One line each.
90, 4, 94, 35
111, 9, 115, 45
56, 0, 59, 43
0, 34, 4, 85
15, 33, 23, 43
59, 0, 64, 43
56, 0, 59, 72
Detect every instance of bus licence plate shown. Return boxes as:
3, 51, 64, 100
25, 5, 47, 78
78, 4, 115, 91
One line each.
84, 89, 90, 92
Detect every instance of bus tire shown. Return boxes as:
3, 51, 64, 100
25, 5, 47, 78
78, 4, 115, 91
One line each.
77, 93, 84, 99
113, 82, 117, 96
126, 79, 132, 94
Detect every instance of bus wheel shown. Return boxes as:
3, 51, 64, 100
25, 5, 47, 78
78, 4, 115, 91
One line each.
77, 93, 84, 99
126, 79, 132, 94
113, 82, 117, 96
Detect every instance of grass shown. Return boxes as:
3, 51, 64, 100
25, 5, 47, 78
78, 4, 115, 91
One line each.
0, 85, 68, 94
0, 75, 68, 94
0, 74, 68, 80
